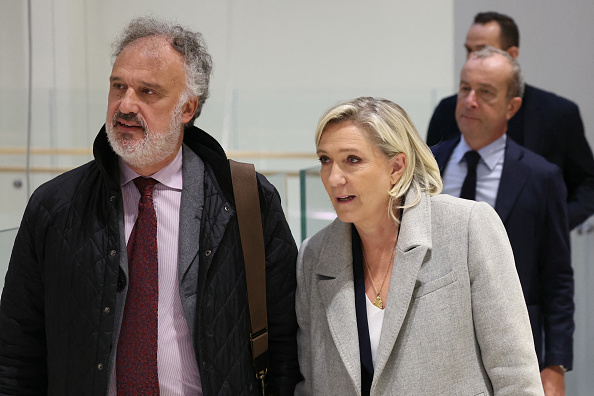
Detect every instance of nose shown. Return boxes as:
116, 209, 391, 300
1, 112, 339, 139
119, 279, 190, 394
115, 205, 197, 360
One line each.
328, 163, 346, 187
118, 88, 140, 115
463, 89, 478, 108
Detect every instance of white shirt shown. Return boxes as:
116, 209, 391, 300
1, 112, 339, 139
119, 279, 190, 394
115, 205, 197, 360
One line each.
109, 148, 202, 395
366, 296, 385, 368
441, 134, 506, 208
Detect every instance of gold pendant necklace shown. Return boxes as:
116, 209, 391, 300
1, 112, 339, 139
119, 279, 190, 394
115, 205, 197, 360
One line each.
372, 294, 383, 309
362, 237, 398, 309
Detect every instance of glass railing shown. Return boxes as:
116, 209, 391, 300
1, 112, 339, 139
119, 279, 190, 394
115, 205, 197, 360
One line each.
0, 227, 18, 291
567, 225, 594, 394
299, 166, 336, 242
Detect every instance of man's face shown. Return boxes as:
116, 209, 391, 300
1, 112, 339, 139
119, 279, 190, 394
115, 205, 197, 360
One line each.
464, 21, 502, 57
455, 54, 519, 145
106, 36, 196, 174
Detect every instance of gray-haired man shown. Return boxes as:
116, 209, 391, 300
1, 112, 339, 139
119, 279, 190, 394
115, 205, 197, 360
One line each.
0, 17, 300, 395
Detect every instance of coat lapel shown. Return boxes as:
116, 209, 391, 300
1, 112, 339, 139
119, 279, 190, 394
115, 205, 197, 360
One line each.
372, 190, 432, 384
178, 145, 205, 283
494, 139, 531, 223
315, 220, 362, 394
314, 191, 433, 392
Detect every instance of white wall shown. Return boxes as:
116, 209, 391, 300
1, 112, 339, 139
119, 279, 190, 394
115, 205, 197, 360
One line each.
0, 0, 455, 238
82, 0, 455, 151
0, 0, 455, 298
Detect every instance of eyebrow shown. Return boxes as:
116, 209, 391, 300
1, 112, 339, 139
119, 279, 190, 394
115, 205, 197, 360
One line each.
316, 147, 364, 155
109, 76, 165, 92
459, 80, 497, 91
464, 44, 486, 51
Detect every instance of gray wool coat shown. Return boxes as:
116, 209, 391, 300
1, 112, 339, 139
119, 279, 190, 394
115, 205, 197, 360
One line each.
295, 191, 544, 396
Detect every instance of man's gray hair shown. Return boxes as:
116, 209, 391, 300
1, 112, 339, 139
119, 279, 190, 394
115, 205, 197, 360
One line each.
472, 46, 525, 100
112, 16, 213, 125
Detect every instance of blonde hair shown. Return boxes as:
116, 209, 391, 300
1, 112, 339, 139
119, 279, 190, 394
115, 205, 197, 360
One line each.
315, 97, 443, 223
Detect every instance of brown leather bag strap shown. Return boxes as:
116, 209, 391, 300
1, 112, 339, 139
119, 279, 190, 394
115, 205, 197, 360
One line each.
229, 159, 269, 381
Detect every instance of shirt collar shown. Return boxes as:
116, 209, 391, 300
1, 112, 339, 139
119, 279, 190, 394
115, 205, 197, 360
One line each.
119, 147, 183, 190
452, 134, 507, 171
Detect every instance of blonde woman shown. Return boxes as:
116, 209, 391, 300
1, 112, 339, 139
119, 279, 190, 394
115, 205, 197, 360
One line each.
295, 97, 543, 396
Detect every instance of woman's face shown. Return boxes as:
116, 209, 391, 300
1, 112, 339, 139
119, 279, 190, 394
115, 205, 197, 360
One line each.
317, 121, 404, 228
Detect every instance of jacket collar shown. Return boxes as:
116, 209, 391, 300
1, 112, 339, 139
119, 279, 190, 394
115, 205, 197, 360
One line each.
432, 134, 531, 225
373, 189, 431, 383
314, 188, 432, 275
93, 124, 234, 204
494, 138, 531, 223
314, 189, 432, 391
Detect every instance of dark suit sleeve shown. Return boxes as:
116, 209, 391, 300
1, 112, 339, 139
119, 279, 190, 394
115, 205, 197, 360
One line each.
557, 105, 594, 229
426, 95, 461, 147
258, 174, 301, 395
540, 166, 574, 369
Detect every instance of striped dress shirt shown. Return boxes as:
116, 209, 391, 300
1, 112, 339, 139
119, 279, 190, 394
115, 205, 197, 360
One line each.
109, 147, 202, 395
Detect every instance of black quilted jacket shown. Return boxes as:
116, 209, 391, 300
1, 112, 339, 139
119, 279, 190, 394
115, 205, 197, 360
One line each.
0, 126, 300, 395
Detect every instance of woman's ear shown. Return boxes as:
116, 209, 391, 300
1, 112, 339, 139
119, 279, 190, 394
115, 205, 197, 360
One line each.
390, 152, 407, 185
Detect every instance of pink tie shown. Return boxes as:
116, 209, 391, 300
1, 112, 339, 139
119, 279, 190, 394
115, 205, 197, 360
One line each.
117, 177, 159, 395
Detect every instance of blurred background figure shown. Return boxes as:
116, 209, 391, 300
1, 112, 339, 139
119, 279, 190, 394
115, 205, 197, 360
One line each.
427, 11, 594, 230
431, 47, 573, 396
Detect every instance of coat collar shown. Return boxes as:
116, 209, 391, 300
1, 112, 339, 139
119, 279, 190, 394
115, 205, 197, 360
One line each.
432, 136, 531, 225
314, 189, 432, 391
314, 189, 432, 275
372, 189, 431, 385
178, 144, 206, 283
92, 124, 235, 204
494, 138, 531, 223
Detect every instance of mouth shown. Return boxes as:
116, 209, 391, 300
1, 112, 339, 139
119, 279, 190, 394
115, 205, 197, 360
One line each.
336, 195, 355, 203
115, 119, 144, 132
111, 110, 147, 132
459, 114, 479, 121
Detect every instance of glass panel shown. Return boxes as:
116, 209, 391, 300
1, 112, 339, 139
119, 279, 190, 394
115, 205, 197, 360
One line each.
299, 166, 336, 242
0, 1, 29, 231
264, 173, 287, 213
566, 226, 594, 393
0, 227, 18, 292
0, 173, 28, 230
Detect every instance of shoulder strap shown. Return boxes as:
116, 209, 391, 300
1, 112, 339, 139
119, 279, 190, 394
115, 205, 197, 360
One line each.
228, 159, 269, 382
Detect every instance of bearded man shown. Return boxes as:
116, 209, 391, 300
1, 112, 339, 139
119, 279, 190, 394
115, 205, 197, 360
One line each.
0, 17, 300, 395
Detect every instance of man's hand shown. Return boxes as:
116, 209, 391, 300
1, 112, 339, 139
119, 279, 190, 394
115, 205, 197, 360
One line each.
541, 365, 565, 396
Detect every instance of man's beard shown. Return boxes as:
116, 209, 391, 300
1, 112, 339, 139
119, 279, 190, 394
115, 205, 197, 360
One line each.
106, 100, 184, 171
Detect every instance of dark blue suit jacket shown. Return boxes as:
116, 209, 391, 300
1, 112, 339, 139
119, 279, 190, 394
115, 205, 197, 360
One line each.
432, 137, 574, 370
427, 84, 594, 229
